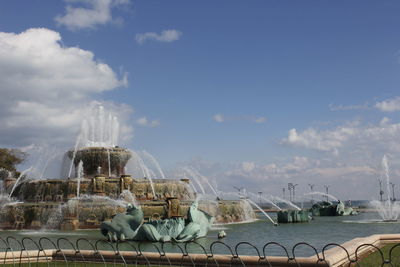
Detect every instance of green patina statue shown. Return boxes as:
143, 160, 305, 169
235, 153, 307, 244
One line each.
310, 200, 358, 216
100, 201, 214, 242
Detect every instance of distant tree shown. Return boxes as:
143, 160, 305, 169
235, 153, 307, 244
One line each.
0, 148, 26, 173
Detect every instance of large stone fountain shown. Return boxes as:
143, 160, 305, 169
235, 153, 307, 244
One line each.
0, 107, 255, 230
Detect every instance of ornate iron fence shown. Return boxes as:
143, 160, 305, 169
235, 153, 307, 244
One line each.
0, 236, 399, 266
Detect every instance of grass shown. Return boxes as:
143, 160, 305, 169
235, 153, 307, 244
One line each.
3, 263, 155, 267
357, 243, 400, 266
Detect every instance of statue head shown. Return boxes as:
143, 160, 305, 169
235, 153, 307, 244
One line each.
126, 203, 139, 213
191, 201, 198, 210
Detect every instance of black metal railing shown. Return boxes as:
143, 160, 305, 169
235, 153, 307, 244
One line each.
0, 236, 399, 266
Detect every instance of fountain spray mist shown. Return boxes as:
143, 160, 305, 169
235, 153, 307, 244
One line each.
9, 167, 32, 198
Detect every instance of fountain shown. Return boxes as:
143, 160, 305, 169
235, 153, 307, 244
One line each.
370, 155, 400, 222
306, 192, 357, 216
0, 105, 255, 230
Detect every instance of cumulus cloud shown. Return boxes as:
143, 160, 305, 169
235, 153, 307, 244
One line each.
329, 103, 369, 111
282, 118, 400, 160
282, 127, 349, 155
136, 117, 160, 127
212, 114, 267, 124
0, 28, 131, 148
135, 29, 182, 44
55, 0, 130, 30
213, 114, 225, 123
375, 97, 400, 112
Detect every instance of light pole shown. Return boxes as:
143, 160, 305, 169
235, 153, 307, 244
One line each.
292, 184, 298, 202
324, 185, 330, 202
288, 183, 293, 202
233, 186, 244, 198
390, 183, 396, 202
308, 184, 315, 203
378, 178, 384, 202
258, 192, 262, 205
282, 188, 286, 199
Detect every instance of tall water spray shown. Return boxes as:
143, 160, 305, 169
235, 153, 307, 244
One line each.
68, 134, 81, 178
270, 195, 301, 211
247, 192, 282, 211
141, 151, 166, 179
370, 155, 400, 221
304, 192, 339, 202
9, 167, 32, 198
76, 161, 83, 199
67, 105, 121, 178
245, 198, 278, 225
182, 167, 206, 195
80, 105, 120, 148
107, 148, 111, 177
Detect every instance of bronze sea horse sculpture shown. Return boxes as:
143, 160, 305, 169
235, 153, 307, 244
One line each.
100, 201, 214, 242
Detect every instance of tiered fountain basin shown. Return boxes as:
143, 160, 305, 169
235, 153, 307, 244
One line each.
1, 175, 255, 230
68, 147, 132, 178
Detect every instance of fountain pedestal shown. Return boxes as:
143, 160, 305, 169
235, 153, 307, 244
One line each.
120, 175, 133, 191
166, 197, 182, 217
60, 200, 79, 230
92, 176, 106, 196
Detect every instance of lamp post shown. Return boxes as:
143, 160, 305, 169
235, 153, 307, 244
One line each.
308, 184, 315, 203
282, 188, 285, 199
233, 186, 244, 198
324, 185, 330, 202
258, 191, 262, 205
292, 184, 298, 202
390, 183, 396, 202
288, 183, 293, 202
378, 178, 384, 202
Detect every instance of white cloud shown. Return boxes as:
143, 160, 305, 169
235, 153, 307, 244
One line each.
136, 117, 160, 127
135, 29, 182, 44
212, 114, 267, 124
375, 97, 400, 112
253, 117, 267, 123
55, 0, 130, 30
242, 161, 255, 172
282, 118, 400, 157
283, 128, 347, 154
0, 28, 131, 147
213, 114, 225, 123
329, 103, 369, 111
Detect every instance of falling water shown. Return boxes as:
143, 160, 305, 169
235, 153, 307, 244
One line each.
370, 155, 400, 221
80, 105, 120, 148
304, 192, 339, 202
68, 134, 81, 178
107, 148, 111, 177
128, 151, 156, 198
76, 161, 83, 199
137, 157, 156, 197
245, 198, 277, 225
383, 155, 392, 210
270, 195, 301, 211
190, 183, 198, 194
183, 167, 206, 195
248, 192, 282, 211
141, 151, 165, 179
40, 152, 60, 179
197, 172, 219, 197
9, 167, 32, 198
119, 190, 139, 208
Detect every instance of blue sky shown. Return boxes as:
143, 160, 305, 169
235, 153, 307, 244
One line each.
1, 1, 400, 199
